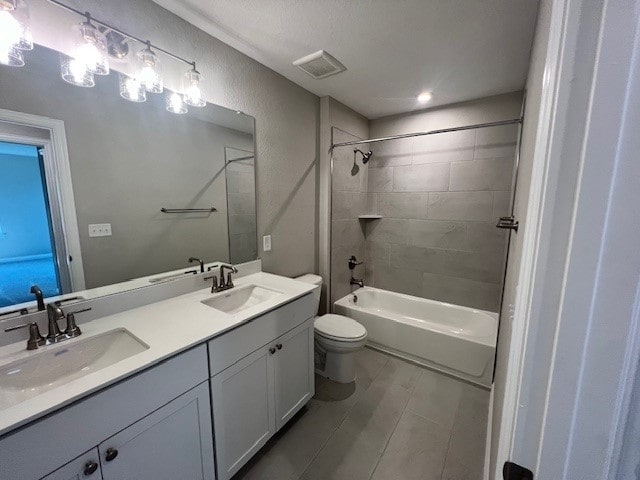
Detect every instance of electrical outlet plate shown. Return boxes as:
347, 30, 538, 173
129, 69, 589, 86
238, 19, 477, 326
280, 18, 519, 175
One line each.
263, 235, 272, 252
88, 223, 112, 237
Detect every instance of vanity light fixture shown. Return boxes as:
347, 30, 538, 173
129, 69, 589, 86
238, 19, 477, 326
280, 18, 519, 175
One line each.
136, 41, 163, 93
417, 91, 433, 103
69, 13, 110, 75
183, 63, 206, 108
166, 91, 188, 114
0, 0, 33, 67
119, 73, 146, 102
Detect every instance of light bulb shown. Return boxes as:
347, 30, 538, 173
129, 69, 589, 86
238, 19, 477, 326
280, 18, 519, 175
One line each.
166, 92, 187, 114
136, 43, 163, 93
60, 54, 95, 87
70, 16, 108, 75
183, 67, 206, 107
0, 10, 22, 49
417, 92, 433, 103
119, 73, 146, 102
0, 1, 32, 52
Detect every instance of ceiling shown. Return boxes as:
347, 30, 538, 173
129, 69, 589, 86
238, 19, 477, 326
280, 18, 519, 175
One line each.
153, 0, 540, 119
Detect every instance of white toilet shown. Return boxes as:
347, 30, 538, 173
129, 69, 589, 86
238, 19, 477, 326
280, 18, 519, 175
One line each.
295, 274, 367, 383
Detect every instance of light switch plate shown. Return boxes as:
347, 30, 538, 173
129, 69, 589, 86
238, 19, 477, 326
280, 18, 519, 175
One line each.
263, 235, 272, 252
88, 223, 112, 237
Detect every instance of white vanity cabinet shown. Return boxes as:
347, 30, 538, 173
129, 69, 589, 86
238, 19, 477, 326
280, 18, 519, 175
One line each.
0, 346, 213, 480
209, 294, 315, 480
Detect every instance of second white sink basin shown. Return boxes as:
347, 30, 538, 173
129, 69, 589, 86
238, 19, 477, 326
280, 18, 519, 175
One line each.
201, 285, 282, 314
0, 328, 149, 410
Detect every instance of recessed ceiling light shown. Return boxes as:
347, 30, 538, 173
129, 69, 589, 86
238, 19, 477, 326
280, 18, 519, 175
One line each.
417, 92, 432, 103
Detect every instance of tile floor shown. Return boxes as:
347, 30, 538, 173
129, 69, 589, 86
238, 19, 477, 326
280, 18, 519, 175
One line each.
232, 347, 490, 480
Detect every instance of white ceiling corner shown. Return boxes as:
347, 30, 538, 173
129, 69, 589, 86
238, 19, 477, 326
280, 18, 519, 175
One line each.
153, 0, 539, 119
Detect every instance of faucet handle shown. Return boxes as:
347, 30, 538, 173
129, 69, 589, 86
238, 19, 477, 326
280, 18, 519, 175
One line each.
226, 272, 234, 289
65, 307, 91, 337
4, 322, 45, 350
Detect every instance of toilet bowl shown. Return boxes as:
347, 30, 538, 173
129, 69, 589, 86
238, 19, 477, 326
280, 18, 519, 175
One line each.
295, 274, 367, 383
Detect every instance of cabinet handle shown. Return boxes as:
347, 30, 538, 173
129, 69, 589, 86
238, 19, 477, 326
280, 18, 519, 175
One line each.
105, 447, 119, 462
83, 461, 99, 476
276, 344, 282, 350
269, 347, 276, 354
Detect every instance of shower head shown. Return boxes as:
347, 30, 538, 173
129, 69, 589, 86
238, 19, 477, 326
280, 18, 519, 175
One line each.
354, 148, 373, 164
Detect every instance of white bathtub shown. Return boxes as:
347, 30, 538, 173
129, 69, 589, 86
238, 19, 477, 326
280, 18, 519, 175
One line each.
334, 287, 498, 387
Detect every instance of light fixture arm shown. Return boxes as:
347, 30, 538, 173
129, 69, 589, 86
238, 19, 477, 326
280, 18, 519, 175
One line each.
47, 0, 197, 67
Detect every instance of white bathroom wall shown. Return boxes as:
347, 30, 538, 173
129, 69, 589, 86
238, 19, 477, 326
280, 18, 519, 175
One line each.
366, 93, 522, 311
24, 0, 320, 278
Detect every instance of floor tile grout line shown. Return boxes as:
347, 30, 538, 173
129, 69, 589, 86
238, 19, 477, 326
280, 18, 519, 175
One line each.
297, 354, 391, 479
367, 365, 423, 480
439, 389, 465, 479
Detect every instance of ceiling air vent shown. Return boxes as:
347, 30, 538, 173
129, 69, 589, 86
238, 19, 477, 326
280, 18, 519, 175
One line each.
293, 50, 346, 79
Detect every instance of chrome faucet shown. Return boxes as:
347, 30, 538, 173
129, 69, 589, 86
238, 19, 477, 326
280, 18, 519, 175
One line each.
350, 277, 364, 288
188, 257, 205, 273
30, 285, 45, 311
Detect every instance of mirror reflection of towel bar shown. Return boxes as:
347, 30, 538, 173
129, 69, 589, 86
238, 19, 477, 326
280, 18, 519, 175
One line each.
160, 207, 217, 213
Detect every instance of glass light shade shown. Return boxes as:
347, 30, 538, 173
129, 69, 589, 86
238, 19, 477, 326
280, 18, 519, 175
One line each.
182, 68, 206, 107
0, 0, 17, 10
0, 44, 23, 66
119, 73, 146, 102
166, 92, 187, 114
60, 54, 95, 87
136, 45, 163, 93
71, 20, 109, 75
0, 1, 32, 52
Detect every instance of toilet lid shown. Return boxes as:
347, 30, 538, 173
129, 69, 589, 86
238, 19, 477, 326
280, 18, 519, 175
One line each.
315, 314, 366, 341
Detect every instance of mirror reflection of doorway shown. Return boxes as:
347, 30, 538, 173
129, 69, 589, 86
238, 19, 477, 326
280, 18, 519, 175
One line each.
0, 140, 61, 307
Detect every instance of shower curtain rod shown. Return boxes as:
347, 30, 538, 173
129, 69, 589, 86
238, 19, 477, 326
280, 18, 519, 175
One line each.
330, 118, 522, 152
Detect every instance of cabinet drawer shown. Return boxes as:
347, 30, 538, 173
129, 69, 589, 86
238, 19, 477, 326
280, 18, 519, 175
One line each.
0, 345, 208, 480
208, 293, 314, 377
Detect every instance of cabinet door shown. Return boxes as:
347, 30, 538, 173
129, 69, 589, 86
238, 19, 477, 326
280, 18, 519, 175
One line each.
99, 381, 214, 480
273, 319, 315, 430
41, 448, 103, 480
211, 344, 275, 480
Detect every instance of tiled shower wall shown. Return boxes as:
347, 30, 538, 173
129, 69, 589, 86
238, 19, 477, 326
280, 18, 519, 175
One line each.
330, 129, 372, 304
363, 123, 517, 311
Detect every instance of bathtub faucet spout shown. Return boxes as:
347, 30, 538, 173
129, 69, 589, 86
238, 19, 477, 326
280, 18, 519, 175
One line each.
350, 277, 364, 288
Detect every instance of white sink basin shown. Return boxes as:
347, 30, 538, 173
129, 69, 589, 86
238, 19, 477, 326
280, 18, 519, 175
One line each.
201, 285, 282, 314
0, 328, 148, 409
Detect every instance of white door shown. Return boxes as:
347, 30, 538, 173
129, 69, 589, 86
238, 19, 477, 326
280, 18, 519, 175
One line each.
41, 448, 102, 480
211, 344, 275, 480
99, 381, 215, 480
273, 320, 314, 430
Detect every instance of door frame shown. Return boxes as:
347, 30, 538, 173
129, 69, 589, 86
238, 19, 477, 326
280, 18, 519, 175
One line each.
0, 108, 85, 293
492, 0, 640, 478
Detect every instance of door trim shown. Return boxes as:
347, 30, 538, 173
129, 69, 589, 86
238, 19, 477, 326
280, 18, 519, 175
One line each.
0, 108, 85, 292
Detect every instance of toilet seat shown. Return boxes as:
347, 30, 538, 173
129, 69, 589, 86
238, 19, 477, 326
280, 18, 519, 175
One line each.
314, 314, 367, 342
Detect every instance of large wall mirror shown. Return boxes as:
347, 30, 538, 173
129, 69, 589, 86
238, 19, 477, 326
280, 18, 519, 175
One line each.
0, 45, 257, 311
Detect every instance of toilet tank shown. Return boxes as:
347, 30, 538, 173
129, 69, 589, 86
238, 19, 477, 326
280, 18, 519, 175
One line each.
294, 274, 323, 315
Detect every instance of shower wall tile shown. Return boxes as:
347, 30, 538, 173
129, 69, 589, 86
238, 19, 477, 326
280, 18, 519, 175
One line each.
474, 124, 519, 160
421, 273, 502, 312
353, 98, 519, 312
427, 191, 493, 221
369, 138, 413, 168
492, 191, 511, 221
407, 220, 468, 250
393, 163, 450, 192
368, 167, 394, 192
377, 193, 429, 219
449, 158, 513, 191
332, 219, 365, 249
228, 214, 257, 234
333, 192, 375, 219
365, 218, 408, 245
412, 130, 475, 165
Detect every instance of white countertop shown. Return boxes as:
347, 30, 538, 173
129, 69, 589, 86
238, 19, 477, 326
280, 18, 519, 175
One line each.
0, 272, 315, 437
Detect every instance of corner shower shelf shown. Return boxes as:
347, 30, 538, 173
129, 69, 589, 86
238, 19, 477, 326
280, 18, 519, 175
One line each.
358, 215, 383, 220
